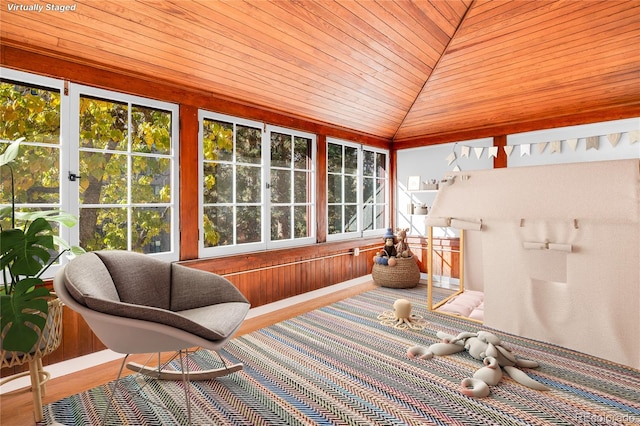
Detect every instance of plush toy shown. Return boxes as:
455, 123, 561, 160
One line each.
407, 330, 549, 397
374, 228, 398, 265
377, 299, 427, 330
383, 237, 397, 258
382, 228, 397, 258
395, 227, 410, 257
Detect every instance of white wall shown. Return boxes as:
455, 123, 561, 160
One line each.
396, 138, 493, 236
396, 118, 640, 235
507, 118, 639, 167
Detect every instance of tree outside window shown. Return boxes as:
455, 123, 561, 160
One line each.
270, 131, 314, 242
2, 70, 180, 265
76, 94, 176, 255
202, 116, 263, 249
200, 113, 316, 256
327, 139, 388, 239
1, 78, 63, 238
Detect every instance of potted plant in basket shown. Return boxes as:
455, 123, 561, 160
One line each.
1, 138, 84, 353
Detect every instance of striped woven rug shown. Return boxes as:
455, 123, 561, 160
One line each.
41, 284, 640, 425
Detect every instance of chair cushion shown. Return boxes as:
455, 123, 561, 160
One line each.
84, 296, 249, 341
176, 302, 250, 340
170, 264, 249, 311
95, 251, 172, 310
62, 252, 120, 306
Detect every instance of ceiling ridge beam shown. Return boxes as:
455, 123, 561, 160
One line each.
391, 0, 477, 142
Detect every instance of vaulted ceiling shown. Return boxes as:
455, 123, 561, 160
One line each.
1, 0, 638, 144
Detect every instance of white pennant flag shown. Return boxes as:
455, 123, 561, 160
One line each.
537, 142, 548, 154
474, 147, 484, 159
461, 145, 470, 158
607, 133, 621, 147
566, 138, 578, 151
629, 130, 639, 144
446, 151, 456, 165
488, 146, 499, 158
453, 164, 461, 172
586, 136, 599, 150
520, 144, 531, 156
550, 140, 562, 154
503, 145, 514, 157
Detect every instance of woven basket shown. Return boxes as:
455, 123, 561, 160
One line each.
1, 297, 63, 369
1, 296, 63, 422
372, 257, 420, 288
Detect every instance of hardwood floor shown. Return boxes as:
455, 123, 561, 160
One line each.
0, 280, 377, 426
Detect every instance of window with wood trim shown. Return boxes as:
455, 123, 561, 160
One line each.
1, 68, 180, 271
268, 126, 315, 246
1, 73, 65, 263
327, 138, 389, 240
71, 86, 179, 259
199, 112, 316, 257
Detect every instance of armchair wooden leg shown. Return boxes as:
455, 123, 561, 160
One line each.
126, 361, 243, 380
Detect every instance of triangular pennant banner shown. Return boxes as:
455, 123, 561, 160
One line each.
586, 136, 599, 150
629, 130, 639, 144
520, 143, 531, 156
608, 133, 621, 147
550, 140, 562, 154
503, 145, 514, 157
566, 138, 578, 151
474, 147, 484, 159
453, 164, 461, 172
537, 142, 548, 154
488, 146, 498, 158
461, 145, 470, 158
446, 151, 456, 165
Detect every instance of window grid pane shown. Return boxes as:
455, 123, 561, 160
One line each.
78, 95, 175, 254
202, 117, 264, 248
0, 81, 61, 208
269, 130, 313, 244
1, 80, 61, 144
327, 141, 388, 238
363, 149, 387, 233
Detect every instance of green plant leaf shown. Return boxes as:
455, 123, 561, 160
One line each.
0, 206, 12, 219
14, 210, 79, 228
0, 218, 54, 276
0, 277, 50, 352
0, 138, 24, 167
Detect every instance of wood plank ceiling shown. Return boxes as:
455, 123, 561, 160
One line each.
1, 0, 638, 144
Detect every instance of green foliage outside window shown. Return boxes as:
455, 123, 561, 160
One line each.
1, 81, 175, 255
77, 96, 173, 253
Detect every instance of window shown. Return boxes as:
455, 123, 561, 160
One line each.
327, 138, 388, 240
362, 148, 388, 232
69, 85, 179, 260
269, 126, 315, 246
199, 112, 315, 256
1, 68, 180, 271
1, 70, 67, 278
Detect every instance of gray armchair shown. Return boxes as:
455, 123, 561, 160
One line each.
53, 250, 250, 423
